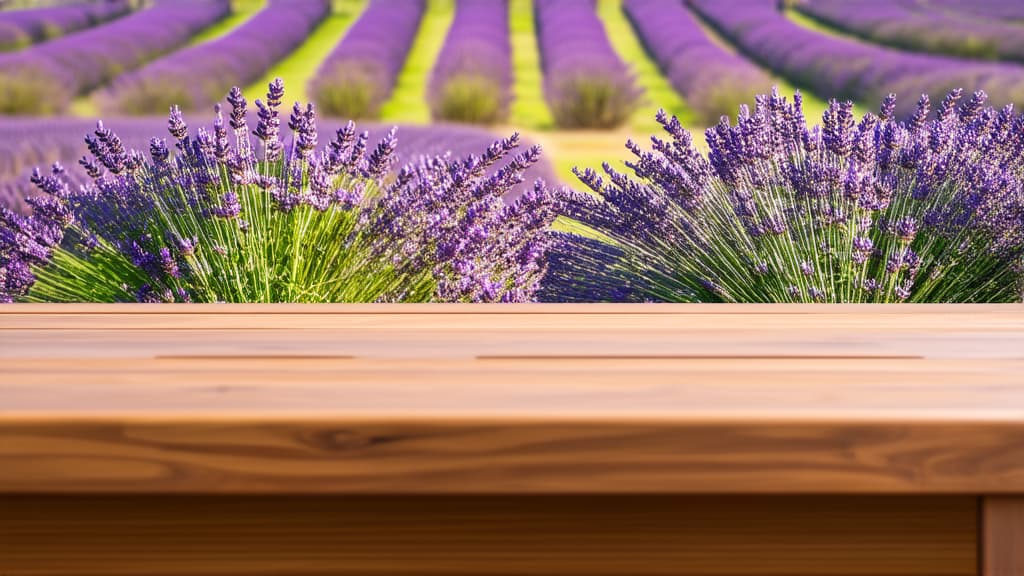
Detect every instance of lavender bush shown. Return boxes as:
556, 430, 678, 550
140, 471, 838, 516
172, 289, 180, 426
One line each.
797, 0, 1024, 62
0, 0, 229, 115
543, 88, 1024, 303
0, 115, 559, 215
99, 0, 328, 115
0, 0, 132, 51
687, 0, 1024, 119
309, 0, 424, 119
623, 0, 773, 125
534, 0, 641, 129
428, 0, 511, 125
0, 80, 560, 303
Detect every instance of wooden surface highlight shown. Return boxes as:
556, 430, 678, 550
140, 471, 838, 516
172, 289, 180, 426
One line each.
0, 495, 978, 576
2, 304, 1024, 494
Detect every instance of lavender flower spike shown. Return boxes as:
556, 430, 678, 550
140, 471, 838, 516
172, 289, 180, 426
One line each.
0, 80, 562, 304
543, 88, 1024, 303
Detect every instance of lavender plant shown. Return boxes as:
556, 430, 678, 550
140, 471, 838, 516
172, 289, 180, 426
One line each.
0, 80, 560, 303
100, 0, 329, 115
534, 0, 642, 129
543, 89, 1024, 303
0, 115, 560, 215
428, 0, 512, 125
309, 0, 425, 119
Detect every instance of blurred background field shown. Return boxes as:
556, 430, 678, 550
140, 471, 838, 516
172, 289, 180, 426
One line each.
1, 0, 1022, 212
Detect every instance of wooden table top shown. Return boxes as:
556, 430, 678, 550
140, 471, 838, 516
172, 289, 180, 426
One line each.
2, 304, 1024, 494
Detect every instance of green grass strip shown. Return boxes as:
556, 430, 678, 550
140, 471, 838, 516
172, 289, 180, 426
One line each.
508, 0, 554, 130
595, 0, 699, 133
378, 0, 455, 124
245, 0, 367, 107
186, 0, 266, 47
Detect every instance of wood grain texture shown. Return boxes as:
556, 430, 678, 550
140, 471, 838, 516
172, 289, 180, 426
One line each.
982, 497, 1024, 576
0, 495, 978, 576
4, 420, 1024, 494
2, 304, 1024, 494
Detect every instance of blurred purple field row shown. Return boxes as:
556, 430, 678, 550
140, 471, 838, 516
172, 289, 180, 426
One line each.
0, 0, 1023, 126
928, 0, 1024, 21
310, 0, 425, 119
624, 0, 772, 124
0, 0, 130, 50
0, 113, 559, 215
100, 0, 330, 116
535, 0, 640, 128
428, 0, 512, 124
797, 0, 1024, 62
688, 0, 1024, 118
0, 0, 231, 114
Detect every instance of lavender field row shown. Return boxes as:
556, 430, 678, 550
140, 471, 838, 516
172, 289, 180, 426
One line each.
0, 0, 1021, 128
1, 0, 1024, 211
0, 0, 231, 114
99, 0, 330, 115
687, 0, 1024, 118
795, 0, 1024, 62
0, 0, 130, 51
428, 0, 512, 124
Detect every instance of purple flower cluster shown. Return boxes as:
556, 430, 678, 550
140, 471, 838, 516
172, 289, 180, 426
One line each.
0, 0, 132, 51
534, 0, 641, 129
687, 0, 1024, 118
0, 0, 230, 115
543, 88, 1024, 303
309, 0, 425, 119
368, 135, 560, 302
0, 114, 559, 215
797, 0, 1024, 62
623, 0, 773, 124
99, 0, 329, 115
0, 80, 562, 303
427, 0, 512, 124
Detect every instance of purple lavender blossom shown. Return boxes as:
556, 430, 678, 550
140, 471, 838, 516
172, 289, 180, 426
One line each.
99, 0, 329, 114
0, 81, 562, 303
0, 114, 559, 215
309, 0, 425, 119
534, 0, 642, 129
427, 0, 512, 124
0, 0, 132, 51
542, 89, 1024, 303
623, 0, 773, 124
0, 0, 231, 115
687, 0, 1024, 118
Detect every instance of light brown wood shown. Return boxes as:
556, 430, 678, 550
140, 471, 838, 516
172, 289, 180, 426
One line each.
6, 303, 1020, 313
982, 497, 1024, 576
2, 304, 1023, 494
0, 495, 978, 576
